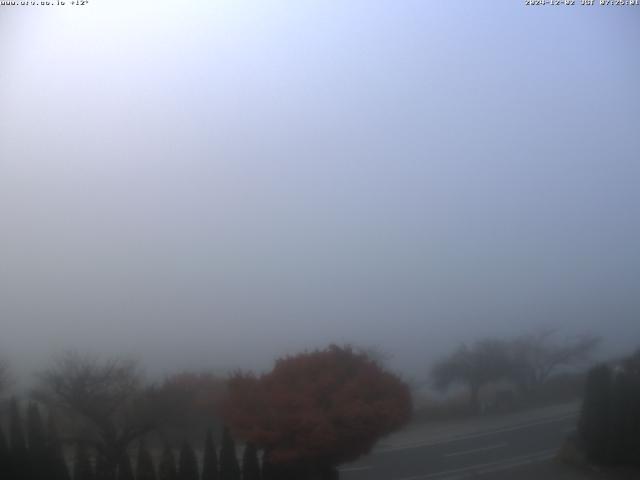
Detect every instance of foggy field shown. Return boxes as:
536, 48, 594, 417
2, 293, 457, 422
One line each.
1, 1, 639, 479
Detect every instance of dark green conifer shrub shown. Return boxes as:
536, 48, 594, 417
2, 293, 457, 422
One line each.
201, 429, 218, 480
73, 443, 95, 480
219, 427, 240, 480
241, 444, 260, 480
0, 426, 10, 479
178, 440, 199, 480
579, 351, 640, 466
116, 452, 135, 480
9, 398, 29, 480
137, 441, 157, 480
158, 444, 178, 480
46, 414, 71, 480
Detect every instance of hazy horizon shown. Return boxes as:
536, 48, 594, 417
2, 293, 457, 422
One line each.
1, 1, 639, 388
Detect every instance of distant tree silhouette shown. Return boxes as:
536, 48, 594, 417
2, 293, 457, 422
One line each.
241, 444, 260, 480
116, 452, 134, 480
46, 413, 71, 480
509, 329, 600, 394
27, 403, 48, 480
136, 441, 157, 480
178, 440, 199, 480
218, 427, 240, 480
223, 345, 412, 480
201, 429, 218, 480
158, 444, 178, 480
9, 398, 29, 480
73, 443, 95, 480
431, 340, 511, 412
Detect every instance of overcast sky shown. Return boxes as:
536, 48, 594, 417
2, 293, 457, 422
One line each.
1, 1, 639, 383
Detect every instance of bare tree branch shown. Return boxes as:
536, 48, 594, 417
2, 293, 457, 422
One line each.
430, 339, 512, 411
508, 329, 600, 392
34, 351, 170, 480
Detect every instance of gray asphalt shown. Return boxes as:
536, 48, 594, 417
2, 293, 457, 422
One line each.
339, 413, 579, 480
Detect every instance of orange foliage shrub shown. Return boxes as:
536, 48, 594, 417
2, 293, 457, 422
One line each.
223, 345, 412, 467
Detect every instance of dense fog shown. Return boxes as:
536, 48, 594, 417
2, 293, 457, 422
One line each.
1, 1, 639, 388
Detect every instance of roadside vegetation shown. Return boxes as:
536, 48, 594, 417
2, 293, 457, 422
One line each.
0, 345, 411, 480
556, 348, 640, 474
2, 331, 635, 480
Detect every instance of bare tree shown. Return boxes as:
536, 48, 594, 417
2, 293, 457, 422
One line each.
35, 351, 174, 480
431, 339, 512, 412
508, 328, 600, 393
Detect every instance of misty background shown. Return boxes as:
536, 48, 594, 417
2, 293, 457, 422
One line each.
1, 1, 639, 385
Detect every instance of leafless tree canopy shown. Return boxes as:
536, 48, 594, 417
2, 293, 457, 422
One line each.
35, 351, 176, 479
430, 330, 600, 410
509, 328, 601, 391
431, 339, 512, 410
37, 351, 141, 420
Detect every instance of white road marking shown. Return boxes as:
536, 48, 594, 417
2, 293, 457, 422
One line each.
393, 448, 556, 480
338, 465, 372, 472
377, 412, 577, 453
443, 442, 507, 458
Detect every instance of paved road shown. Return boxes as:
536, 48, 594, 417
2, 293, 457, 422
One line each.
339, 411, 579, 480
